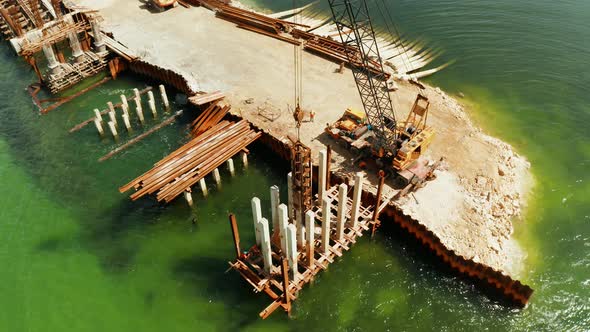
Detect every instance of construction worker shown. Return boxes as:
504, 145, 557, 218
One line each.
310, 111, 316, 123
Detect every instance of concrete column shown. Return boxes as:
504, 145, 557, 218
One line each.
251, 197, 262, 246
108, 110, 117, 127
199, 178, 208, 196
184, 189, 193, 206
257, 217, 272, 274
134, 92, 143, 111
350, 172, 364, 227
278, 204, 289, 256
107, 121, 118, 139
93, 108, 102, 122
321, 197, 331, 255
286, 223, 298, 281
135, 100, 145, 124
318, 150, 328, 200
107, 101, 115, 113
227, 158, 235, 176
147, 91, 157, 117
42, 44, 60, 74
67, 31, 84, 61
296, 212, 305, 248
336, 183, 348, 241
241, 151, 248, 168
159, 85, 170, 111
287, 172, 293, 219
134, 88, 141, 102
213, 168, 221, 186
122, 113, 131, 131
305, 210, 315, 267
93, 117, 104, 136
270, 185, 280, 231
90, 18, 107, 54
121, 103, 129, 118
120, 95, 129, 110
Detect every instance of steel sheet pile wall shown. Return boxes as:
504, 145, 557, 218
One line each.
129, 60, 196, 95
240, 126, 534, 306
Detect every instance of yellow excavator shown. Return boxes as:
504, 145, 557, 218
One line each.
325, 0, 437, 187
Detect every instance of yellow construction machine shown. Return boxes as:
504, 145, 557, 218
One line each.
326, 0, 438, 188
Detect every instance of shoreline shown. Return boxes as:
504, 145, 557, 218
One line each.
72, 0, 533, 277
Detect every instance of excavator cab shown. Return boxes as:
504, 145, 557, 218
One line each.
393, 94, 435, 171
399, 94, 429, 140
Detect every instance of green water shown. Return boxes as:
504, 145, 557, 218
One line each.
1, 0, 589, 331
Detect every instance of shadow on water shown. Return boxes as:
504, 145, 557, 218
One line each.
33, 194, 168, 274
171, 254, 279, 329
83, 198, 167, 273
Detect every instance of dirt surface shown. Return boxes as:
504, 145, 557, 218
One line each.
71, 0, 533, 276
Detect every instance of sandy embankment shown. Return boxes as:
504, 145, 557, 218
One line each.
72, 0, 533, 276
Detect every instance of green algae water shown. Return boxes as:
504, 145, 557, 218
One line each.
1, 1, 589, 331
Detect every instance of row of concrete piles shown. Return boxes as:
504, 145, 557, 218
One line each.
183, 152, 249, 207
250, 164, 365, 282
93, 85, 170, 139
227, 145, 387, 318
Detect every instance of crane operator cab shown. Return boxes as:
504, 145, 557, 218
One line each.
393, 94, 435, 171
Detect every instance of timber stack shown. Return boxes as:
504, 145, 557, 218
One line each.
119, 102, 260, 203
228, 147, 387, 319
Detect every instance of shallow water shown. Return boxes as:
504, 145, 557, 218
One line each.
1, 0, 589, 331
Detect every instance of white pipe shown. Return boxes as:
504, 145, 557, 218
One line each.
251, 197, 262, 246
227, 158, 235, 176
93, 117, 104, 136
213, 168, 221, 187
287, 172, 293, 220
257, 218, 272, 274
350, 172, 364, 227
270, 185, 280, 231
159, 85, 170, 111
107, 121, 118, 139
286, 223, 298, 281
147, 91, 157, 117
336, 183, 348, 241
318, 150, 327, 200
321, 197, 331, 255
278, 204, 289, 256
199, 178, 208, 196
93, 108, 102, 122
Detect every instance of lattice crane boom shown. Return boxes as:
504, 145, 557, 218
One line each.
328, 0, 398, 155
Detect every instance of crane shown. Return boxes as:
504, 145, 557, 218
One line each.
326, 0, 435, 178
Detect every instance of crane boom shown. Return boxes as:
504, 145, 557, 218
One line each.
328, 0, 398, 155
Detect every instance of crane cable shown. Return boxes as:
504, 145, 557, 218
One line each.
374, 0, 420, 97
293, 0, 304, 137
